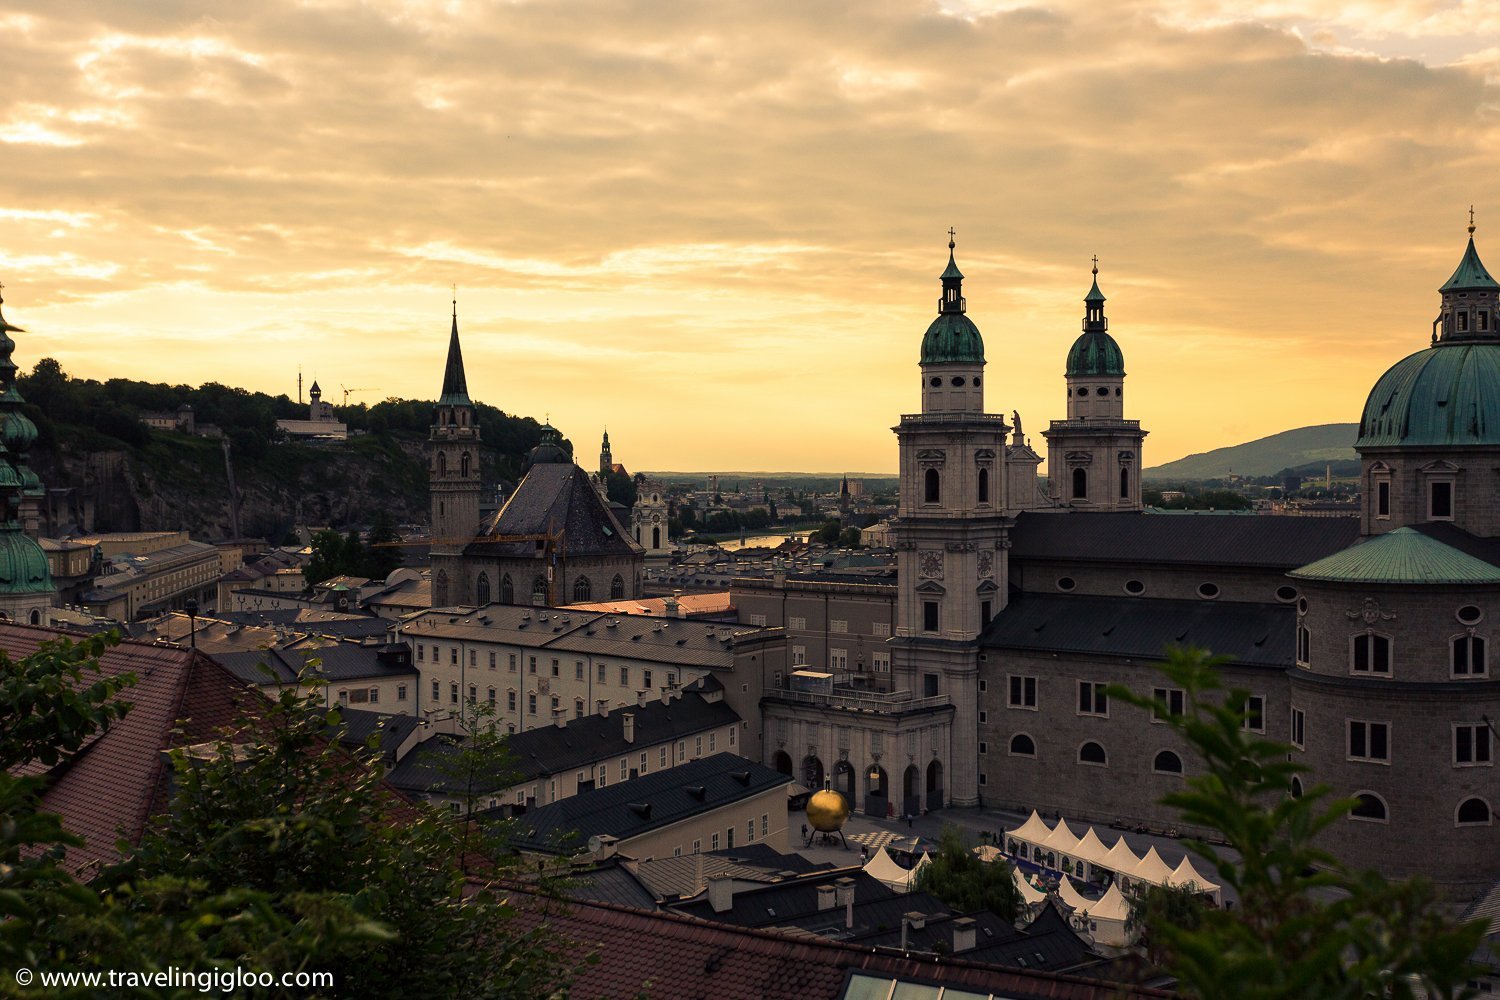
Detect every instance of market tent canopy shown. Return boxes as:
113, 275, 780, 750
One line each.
1041, 817, 1083, 856
865, 847, 922, 892
1008, 810, 1053, 846
1101, 836, 1143, 878
1088, 882, 1131, 923
1013, 867, 1046, 905
973, 845, 1002, 863
1057, 876, 1092, 913
1073, 827, 1111, 867
1168, 855, 1222, 903
1135, 846, 1175, 884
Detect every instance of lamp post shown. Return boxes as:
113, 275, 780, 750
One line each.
184, 597, 198, 651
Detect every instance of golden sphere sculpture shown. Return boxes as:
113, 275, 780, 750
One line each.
806, 789, 852, 833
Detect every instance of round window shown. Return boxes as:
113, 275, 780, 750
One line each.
1076, 387, 1089, 397
1458, 605, 1484, 625
1297, 597, 1309, 615
1096, 387, 1109, 396
1057, 577, 1076, 592
951, 376, 965, 387
1276, 586, 1298, 603
1124, 579, 1145, 595
1197, 582, 1220, 599
973, 377, 981, 386
929, 376, 941, 387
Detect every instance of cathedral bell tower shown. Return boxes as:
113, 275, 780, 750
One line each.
1043, 260, 1147, 509
427, 299, 482, 606
889, 232, 1011, 808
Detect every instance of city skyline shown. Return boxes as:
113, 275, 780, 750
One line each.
3, 0, 1498, 471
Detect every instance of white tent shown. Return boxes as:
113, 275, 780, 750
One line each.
1007, 810, 1053, 851
1083, 883, 1134, 947
1056, 876, 1092, 912
1042, 817, 1082, 854
1072, 827, 1112, 873
865, 846, 923, 892
1013, 866, 1046, 905
1134, 846, 1175, 886
1167, 855, 1222, 904
973, 844, 1002, 863
1101, 836, 1143, 880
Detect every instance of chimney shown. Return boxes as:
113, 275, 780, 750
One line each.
596, 699, 610, 717
637, 689, 648, 708
552, 708, 566, 729
900, 911, 927, 952
622, 712, 635, 744
835, 877, 856, 930
708, 874, 735, 914
816, 885, 836, 911
952, 916, 977, 953
664, 592, 679, 618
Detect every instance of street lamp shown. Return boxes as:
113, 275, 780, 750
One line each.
184, 597, 198, 651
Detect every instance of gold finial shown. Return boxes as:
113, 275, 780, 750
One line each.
1469, 206, 1476, 237
1091, 254, 1099, 276
947, 227, 956, 251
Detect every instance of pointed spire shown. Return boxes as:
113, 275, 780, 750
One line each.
1085, 255, 1105, 304
439, 298, 472, 406
1440, 213, 1497, 292
938, 228, 966, 314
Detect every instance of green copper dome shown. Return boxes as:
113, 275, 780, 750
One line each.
920, 313, 985, 364
1066, 331, 1125, 376
0, 531, 52, 596
1357, 342, 1500, 447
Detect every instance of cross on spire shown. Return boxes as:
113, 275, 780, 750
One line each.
1091, 254, 1099, 276
1470, 205, 1477, 237
947, 227, 956, 250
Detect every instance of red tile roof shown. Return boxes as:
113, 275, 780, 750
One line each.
500, 886, 1176, 1000
1, 624, 257, 877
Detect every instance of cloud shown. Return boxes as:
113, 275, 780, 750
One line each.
0, 0, 1496, 470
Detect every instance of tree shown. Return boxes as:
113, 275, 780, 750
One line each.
0, 632, 131, 770
812, 520, 842, 546
913, 824, 1022, 922
837, 527, 862, 548
1110, 648, 1485, 999
1126, 881, 1210, 970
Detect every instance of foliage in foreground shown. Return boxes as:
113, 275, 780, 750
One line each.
914, 824, 1022, 923
0, 636, 576, 999
1111, 647, 1486, 1000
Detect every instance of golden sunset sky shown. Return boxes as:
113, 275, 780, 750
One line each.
3, 0, 1498, 473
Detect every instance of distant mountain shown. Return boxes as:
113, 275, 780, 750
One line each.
1144, 424, 1359, 481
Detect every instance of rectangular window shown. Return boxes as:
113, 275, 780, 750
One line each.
509, 653, 517, 672
830, 619, 848, 634
1297, 626, 1311, 666
620, 666, 629, 686
748, 613, 767, 626
575, 699, 584, 719
761, 813, 769, 836
451, 648, 458, 665
694, 735, 703, 757
923, 673, 939, 697
489, 651, 496, 669
1455, 635, 1488, 676
1291, 707, 1305, 749
487, 687, 496, 705
692, 839, 701, 854
417, 645, 425, 661
551, 659, 559, 678
678, 741, 685, 762
1352, 633, 1392, 674
873, 622, 891, 638
550, 695, 559, 711
726, 827, 734, 848
1431, 480, 1454, 520
508, 691, 517, 711
728, 726, 736, 746
1243, 695, 1265, 733
772, 670, 783, 689
397, 684, 407, 701
619, 758, 628, 781
1078, 681, 1108, 717
922, 601, 939, 632
1348, 720, 1390, 762
598, 663, 607, 683
597, 765, 607, 788
708, 733, 716, 751
468, 684, 477, 703
710, 833, 720, 851
1456, 724, 1492, 765
529, 656, 537, 674
469, 650, 477, 667
1152, 687, 1185, 720
979, 741, 988, 755
575, 661, 584, 681
1009, 675, 1038, 709
640, 751, 648, 774
978, 710, 987, 723
829, 648, 847, 671
643, 669, 653, 689
528, 693, 537, 714
450, 682, 459, 704
747, 820, 755, 842
792, 645, 807, 666
659, 746, 668, 768
1376, 481, 1390, 518
788, 616, 807, 630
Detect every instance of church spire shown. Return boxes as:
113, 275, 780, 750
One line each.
439, 297, 471, 406
939, 228, 966, 314
1083, 255, 1107, 330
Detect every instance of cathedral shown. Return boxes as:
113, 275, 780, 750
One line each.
755, 223, 1500, 894
426, 305, 644, 608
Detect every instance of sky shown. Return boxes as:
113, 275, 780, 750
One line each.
2, 0, 1499, 474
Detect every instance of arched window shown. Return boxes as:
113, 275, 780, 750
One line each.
1152, 750, 1183, 774
1350, 792, 1387, 822
652, 526, 661, 548
437, 452, 447, 477
1351, 633, 1392, 674
475, 572, 491, 606
500, 574, 513, 604
1290, 776, 1304, 799
460, 451, 471, 476
924, 468, 940, 504
1457, 797, 1492, 826
977, 467, 990, 504
1120, 466, 1129, 499
1454, 634, 1487, 676
1078, 741, 1107, 766
531, 575, 548, 605
1072, 468, 1087, 499
1009, 733, 1036, 757
611, 574, 625, 599
573, 575, 592, 602
28, 609, 40, 625
434, 569, 449, 607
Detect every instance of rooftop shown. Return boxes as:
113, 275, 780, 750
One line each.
1289, 526, 1500, 585
1009, 510, 1359, 569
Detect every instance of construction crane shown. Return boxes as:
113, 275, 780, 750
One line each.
341, 385, 377, 405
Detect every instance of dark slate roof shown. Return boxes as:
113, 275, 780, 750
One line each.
669, 869, 918, 930
215, 609, 390, 639
850, 907, 1098, 973
503, 752, 790, 854
213, 644, 416, 686
503, 886, 1177, 1000
385, 734, 512, 796
468, 462, 639, 558
627, 844, 832, 901
1009, 510, 1359, 569
981, 592, 1293, 668
329, 707, 422, 763
503, 690, 740, 781
567, 858, 661, 910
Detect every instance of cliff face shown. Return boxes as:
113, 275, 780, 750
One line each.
31, 431, 437, 540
